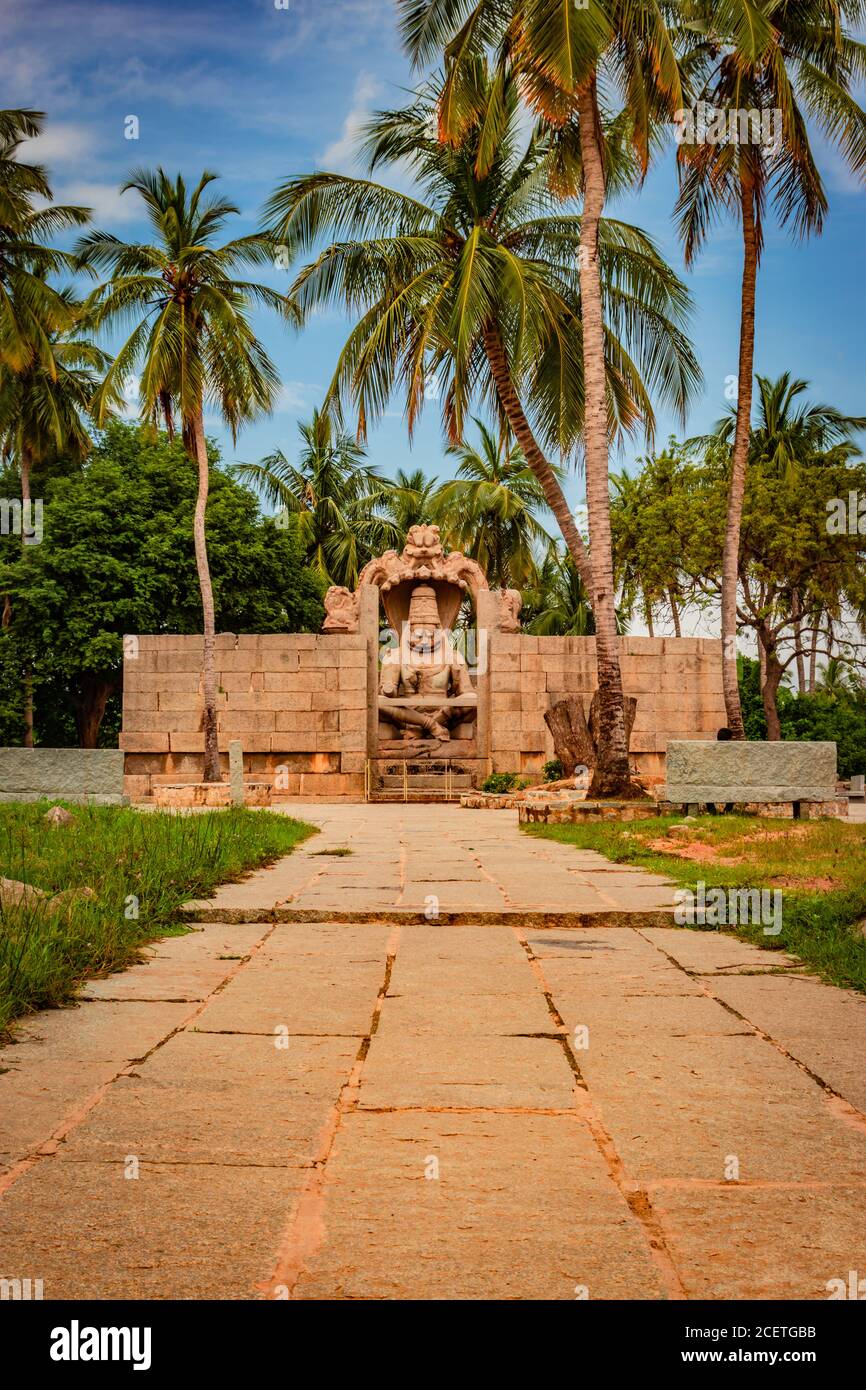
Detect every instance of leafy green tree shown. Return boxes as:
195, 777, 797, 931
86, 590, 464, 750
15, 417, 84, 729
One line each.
611, 457, 687, 636
0, 293, 117, 742
434, 418, 553, 589
233, 408, 400, 587
0, 422, 323, 747
77, 169, 289, 780
676, 0, 866, 736
691, 372, 866, 691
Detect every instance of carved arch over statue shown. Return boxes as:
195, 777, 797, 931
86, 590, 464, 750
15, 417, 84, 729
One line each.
324, 524, 490, 633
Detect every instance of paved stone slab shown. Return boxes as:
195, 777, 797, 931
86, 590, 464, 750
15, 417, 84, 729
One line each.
359, 1033, 575, 1110
0, 1057, 123, 1174
705, 972, 866, 1114
293, 1111, 667, 1300
80, 924, 270, 1002
0, 1159, 304, 1299
4, 847, 866, 1301
60, 1031, 358, 1167
642, 926, 802, 976
653, 1186, 866, 1300
0, 999, 195, 1065
194, 944, 387, 1035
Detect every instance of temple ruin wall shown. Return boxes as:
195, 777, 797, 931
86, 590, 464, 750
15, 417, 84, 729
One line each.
121, 628, 725, 802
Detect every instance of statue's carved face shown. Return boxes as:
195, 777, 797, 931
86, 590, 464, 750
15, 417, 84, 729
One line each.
408, 623, 438, 656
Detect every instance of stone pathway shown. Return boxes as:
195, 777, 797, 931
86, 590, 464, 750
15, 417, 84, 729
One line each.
2, 805, 866, 1300
185, 803, 678, 922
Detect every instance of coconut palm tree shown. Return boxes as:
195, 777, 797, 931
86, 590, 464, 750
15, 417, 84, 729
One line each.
264, 63, 699, 791
676, 0, 866, 736
233, 408, 401, 588
395, 4, 687, 794
0, 109, 91, 375
0, 295, 118, 743
696, 372, 866, 479
76, 169, 288, 781
388, 466, 440, 543
434, 416, 553, 589
525, 549, 598, 637
0, 291, 117, 495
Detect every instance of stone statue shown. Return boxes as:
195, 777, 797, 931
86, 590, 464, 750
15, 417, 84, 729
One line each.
378, 584, 477, 742
322, 586, 360, 634
498, 588, 523, 633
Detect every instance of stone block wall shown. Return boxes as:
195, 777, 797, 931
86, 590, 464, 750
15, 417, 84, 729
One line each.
121, 633, 372, 802
485, 634, 726, 783
121, 628, 726, 802
0, 748, 126, 804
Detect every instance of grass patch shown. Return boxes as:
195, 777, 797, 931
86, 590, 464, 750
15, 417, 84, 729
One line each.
310, 846, 353, 857
0, 802, 316, 1034
524, 814, 866, 993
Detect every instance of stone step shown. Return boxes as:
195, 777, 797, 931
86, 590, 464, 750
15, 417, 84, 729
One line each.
179, 902, 678, 927
367, 790, 464, 803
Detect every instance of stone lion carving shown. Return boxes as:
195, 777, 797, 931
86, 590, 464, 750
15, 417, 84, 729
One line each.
498, 588, 523, 632
322, 586, 361, 634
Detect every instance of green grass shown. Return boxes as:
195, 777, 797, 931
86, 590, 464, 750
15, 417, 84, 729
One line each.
0, 803, 317, 1034
524, 814, 866, 993
310, 846, 353, 856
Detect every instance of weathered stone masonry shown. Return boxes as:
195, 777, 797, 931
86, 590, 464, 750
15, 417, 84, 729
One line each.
121, 623, 726, 802
121, 631, 373, 803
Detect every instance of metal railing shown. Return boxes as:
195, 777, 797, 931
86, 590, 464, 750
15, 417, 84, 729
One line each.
363, 758, 459, 802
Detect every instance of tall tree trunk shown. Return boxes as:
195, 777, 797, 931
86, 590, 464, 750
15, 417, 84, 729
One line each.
576, 80, 633, 797
792, 591, 806, 694
668, 589, 682, 638
760, 638, 783, 741
191, 410, 221, 782
808, 611, 820, 693
644, 592, 654, 638
721, 180, 759, 740
20, 444, 33, 748
482, 323, 593, 597
72, 675, 116, 748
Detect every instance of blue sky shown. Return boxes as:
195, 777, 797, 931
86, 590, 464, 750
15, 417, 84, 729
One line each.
4, 0, 865, 512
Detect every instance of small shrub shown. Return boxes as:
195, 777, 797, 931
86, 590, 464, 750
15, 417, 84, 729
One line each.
542, 759, 564, 783
482, 772, 520, 795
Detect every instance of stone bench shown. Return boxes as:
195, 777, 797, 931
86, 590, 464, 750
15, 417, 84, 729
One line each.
664, 740, 844, 817
0, 748, 127, 805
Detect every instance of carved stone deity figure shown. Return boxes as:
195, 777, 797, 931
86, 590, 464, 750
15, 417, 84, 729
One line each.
378, 584, 477, 741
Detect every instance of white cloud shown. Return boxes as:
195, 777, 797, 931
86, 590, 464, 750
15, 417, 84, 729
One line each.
275, 381, 322, 412
52, 180, 140, 224
319, 71, 382, 172
119, 374, 141, 420
22, 122, 96, 165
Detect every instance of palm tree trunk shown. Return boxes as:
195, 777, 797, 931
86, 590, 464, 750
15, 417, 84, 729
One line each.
20, 445, 34, 748
721, 180, 759, 739
576, 80, 633, 797
191, 410, 221, 783
482, 323, 593, 597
